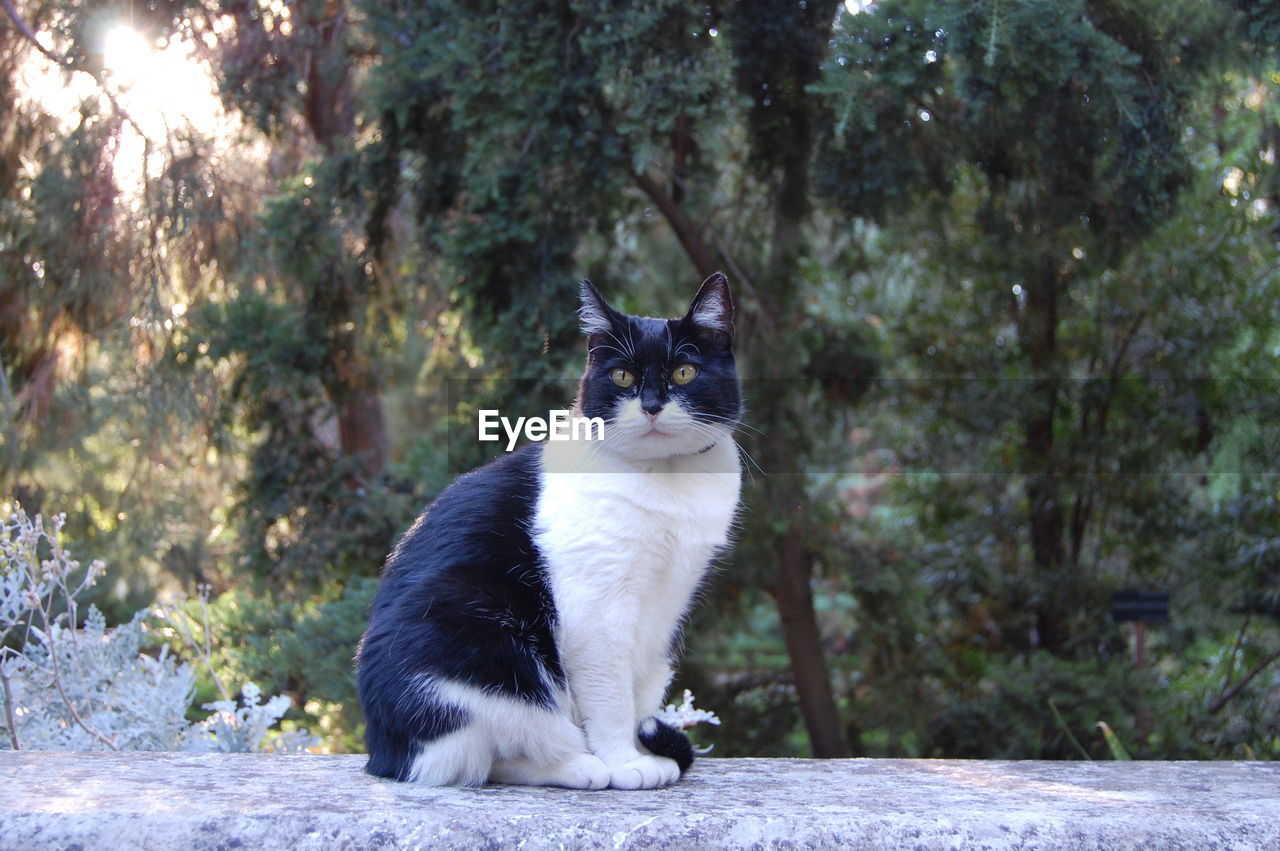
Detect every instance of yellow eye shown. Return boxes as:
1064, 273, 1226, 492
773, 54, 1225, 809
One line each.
610, 368, 635, 388
671, 364, 697, 385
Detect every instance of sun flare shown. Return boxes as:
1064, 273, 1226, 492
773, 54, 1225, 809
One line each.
102, 25, 151, 91
18, 21, 233, 196
100, 25, 225, 141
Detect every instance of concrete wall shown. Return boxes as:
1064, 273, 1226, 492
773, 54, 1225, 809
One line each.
2, 752, 1278, 849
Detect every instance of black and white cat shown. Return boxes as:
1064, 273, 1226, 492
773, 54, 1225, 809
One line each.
355, 273, 742, 789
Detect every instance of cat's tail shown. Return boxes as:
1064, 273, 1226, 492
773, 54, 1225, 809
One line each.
638, 717, 694, 773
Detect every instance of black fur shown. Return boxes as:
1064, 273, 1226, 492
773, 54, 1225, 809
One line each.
356, 446, 561, 781
639, 717, 695, 773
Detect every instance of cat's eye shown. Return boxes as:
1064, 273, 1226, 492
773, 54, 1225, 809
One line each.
610, 368, 635, 388
671, 364, 697, 385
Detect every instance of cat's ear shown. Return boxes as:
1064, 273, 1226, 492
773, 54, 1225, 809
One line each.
579, 279, 618, 338
683, 272, 734, 343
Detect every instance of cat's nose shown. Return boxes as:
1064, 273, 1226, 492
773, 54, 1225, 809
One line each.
641, 388, 664, 417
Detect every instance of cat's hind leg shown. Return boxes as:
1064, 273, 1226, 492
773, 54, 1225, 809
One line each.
435, 679, 608, 789
489, 707, 610, 789
489, 705, 609, 789
490, 752, 610, 789
407, 723, 494, 786
399, 687, 604, 787
361, 667, 490, 784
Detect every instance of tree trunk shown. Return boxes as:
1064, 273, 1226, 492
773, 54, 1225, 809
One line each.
769, 518, 851, 757
1022, 269, 1068, 652
337, 387, 388, 476
302, 2, 388, 479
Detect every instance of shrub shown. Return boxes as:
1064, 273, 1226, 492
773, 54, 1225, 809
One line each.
1, 505, 312, 753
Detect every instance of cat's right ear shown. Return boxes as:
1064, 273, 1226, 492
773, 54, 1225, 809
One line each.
579, 279, 617, 339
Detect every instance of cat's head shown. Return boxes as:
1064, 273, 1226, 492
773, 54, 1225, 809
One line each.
575, 273, 741, 461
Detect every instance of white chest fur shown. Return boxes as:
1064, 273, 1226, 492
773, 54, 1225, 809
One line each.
535, 438, 741, 621
532, 438, 741, 753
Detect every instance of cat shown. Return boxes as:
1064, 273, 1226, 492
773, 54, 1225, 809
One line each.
355, 272, 742, 789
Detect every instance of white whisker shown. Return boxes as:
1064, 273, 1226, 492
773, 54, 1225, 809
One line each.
696, 412, 765, 438
673, 342, 702, 361
589, 343, 629, 359
735, 443, 766, 480
601, 328, 634, 361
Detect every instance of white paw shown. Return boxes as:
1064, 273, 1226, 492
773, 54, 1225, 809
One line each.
607, 754, 681, 790
554, 753, 611, 790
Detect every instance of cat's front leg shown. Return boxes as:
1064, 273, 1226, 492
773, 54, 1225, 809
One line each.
560, 628, 681, 790
634, 657, 673, 722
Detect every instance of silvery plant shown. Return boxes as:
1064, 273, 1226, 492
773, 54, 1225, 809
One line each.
1, 505, 314, 753
657, 689, 722, 733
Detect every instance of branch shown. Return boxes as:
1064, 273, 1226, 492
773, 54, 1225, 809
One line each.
1, 0, 61, 64
632, 171, 776, 339
1208, 644, 1280, 716
0, 654, 21, 750
632, 170, 720, 278
36, 613, 119, 751
1223, 609, 1252, 689
156, 593, 230, 702
1, 0, 152, 143
711, 233, 766, 321
24, 544, 118, 751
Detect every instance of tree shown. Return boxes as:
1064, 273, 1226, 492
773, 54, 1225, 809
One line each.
810, 0, 1280, 756
0, 0, 245, 611
212, 0, 388, 475
819, 0, 1231, 651
357, 0, 882, 756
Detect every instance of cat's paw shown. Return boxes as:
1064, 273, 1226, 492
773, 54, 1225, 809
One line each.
607, 754, 681, 790
491, 752, 611, 789
553, 753, 611, 790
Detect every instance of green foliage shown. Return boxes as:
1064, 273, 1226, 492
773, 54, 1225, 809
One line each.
165, 578, 377, 753
677, 598, 809, 758
787, 0, 1280, 759
817, 0, 1225, 236
176, 291, 411, 596
926, 652, 1138, 759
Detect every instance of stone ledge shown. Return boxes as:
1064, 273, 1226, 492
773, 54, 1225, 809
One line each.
1, 752, 1277, 849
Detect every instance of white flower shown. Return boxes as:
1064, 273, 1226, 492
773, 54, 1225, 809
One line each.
657, 689, 722, 730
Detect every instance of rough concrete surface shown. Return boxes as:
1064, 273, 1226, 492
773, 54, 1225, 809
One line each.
1, 753, 1277, 849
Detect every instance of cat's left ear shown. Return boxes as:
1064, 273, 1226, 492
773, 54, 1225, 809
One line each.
683, 272, 734, 345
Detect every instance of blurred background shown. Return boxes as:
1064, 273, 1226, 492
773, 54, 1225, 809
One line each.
1, 0, 1278, 760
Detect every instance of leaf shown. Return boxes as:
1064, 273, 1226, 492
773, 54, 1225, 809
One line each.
1048, 698, 1091, 760
1096, 721, 1131, 761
